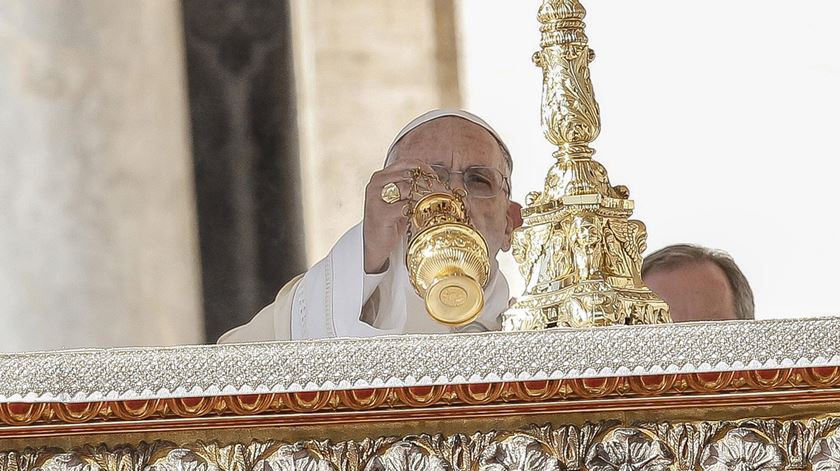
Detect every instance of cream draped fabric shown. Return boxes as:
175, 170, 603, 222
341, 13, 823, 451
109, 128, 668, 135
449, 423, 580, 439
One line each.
218, 222, 509, 342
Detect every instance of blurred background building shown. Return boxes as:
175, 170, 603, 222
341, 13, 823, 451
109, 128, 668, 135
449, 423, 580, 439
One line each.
1, 0, 838, 351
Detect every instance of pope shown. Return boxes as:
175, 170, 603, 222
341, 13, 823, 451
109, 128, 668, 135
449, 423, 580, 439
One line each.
220, 109, 521, 342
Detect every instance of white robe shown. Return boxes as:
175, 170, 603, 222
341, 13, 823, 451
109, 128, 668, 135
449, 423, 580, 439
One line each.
218, 223, 509, 343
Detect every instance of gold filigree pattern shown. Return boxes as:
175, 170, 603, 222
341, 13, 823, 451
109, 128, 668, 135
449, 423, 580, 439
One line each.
586, 428, 673, 471
536, 45, 600, 152
699, 429, 784, 471
811, 429, 840, 471
406, 192, 491, 326
4, 418, 840, 471
505, 0, 670, 329
478, 434, 561, 471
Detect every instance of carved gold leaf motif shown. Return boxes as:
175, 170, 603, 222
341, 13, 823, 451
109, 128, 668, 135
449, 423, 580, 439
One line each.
4, 418, 840, 471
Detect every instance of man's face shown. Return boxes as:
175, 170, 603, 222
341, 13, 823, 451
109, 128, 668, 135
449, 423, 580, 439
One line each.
643, 261, 737, 322
390, 117, 517, 268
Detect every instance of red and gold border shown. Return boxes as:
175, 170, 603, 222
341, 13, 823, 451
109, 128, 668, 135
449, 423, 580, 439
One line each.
1, 366, 838, 427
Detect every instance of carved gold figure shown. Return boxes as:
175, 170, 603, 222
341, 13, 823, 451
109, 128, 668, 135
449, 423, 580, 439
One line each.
503, 0, 670, 330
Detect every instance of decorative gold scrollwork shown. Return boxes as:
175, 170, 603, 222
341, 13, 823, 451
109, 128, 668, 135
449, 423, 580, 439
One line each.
504, 0, 671, 329
586, 428, 673, 471
811, 429, 840, 471
2, 367, 840, 427
699, 429, 784, 471
6, 418, 840, 471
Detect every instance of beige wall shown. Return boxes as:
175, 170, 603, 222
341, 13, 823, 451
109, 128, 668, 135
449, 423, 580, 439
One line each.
291, 0, 461, 263
0, 1, 203, 351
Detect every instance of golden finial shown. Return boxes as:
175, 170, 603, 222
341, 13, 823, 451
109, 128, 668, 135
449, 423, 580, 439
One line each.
503, 0, 671, 330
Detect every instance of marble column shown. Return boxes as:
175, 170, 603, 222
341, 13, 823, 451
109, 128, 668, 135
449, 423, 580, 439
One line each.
181, 0, 306, 343
291, 0, 463, 262
0, 1, 203, 351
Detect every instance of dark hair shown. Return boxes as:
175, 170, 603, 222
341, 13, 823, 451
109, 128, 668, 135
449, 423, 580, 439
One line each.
642, 244, 755, 320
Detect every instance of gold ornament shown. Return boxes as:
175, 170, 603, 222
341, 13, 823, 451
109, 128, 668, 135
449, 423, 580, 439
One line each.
406, 192, 490, 326
5, 417, 840, 471
503, 0, 670, 330
380, 182, 401, 204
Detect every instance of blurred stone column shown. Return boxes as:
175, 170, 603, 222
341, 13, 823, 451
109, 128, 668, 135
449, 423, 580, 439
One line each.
181, 0, 306, 343
291, 0, 463, 262
0, 2, 203, 351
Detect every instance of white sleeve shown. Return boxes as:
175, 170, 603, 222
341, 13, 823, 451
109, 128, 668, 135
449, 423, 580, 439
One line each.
362, 270, 388, 304
216, 302, 276, 344
291, 222, 402, 340
216, 274, 303, 343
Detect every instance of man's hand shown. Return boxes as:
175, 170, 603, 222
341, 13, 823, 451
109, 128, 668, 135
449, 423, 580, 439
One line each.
363, 160, 445, 274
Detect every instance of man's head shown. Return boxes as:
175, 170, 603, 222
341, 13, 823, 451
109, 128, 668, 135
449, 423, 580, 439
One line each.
641, 244, 755, 322
386, 111, 519, 267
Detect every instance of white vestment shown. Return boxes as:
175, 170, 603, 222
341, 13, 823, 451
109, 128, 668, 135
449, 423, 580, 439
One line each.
218, 222, 510, 343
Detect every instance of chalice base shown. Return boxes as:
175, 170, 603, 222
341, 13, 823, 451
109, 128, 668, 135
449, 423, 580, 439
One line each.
425, 273, 484, 326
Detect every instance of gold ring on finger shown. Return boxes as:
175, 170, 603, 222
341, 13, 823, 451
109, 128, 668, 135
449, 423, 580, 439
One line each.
380, 182, 401, 204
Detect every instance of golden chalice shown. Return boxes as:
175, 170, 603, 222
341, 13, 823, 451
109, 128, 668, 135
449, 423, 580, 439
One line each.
405, 192, 490, 326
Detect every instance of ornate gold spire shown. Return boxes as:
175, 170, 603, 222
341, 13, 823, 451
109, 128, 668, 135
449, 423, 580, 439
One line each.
503, 0, 671, 330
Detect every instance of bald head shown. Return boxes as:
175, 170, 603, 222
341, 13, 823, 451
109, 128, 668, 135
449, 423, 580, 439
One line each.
642, 244, 755, 322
